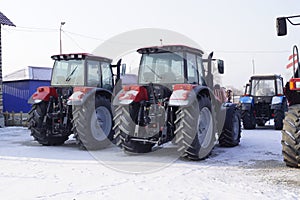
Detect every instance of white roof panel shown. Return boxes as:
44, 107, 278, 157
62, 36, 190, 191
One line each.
3, 66, 52, 82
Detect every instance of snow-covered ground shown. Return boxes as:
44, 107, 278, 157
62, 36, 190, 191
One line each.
0, 126, 299, 200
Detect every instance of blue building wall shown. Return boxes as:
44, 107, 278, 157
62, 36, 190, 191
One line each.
3, 80, 50, 112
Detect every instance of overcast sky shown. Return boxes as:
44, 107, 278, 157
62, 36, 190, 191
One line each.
1, 0, 300, 89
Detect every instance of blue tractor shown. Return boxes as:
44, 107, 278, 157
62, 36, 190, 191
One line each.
239, 74, 287, 130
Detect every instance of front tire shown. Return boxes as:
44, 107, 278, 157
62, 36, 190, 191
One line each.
174, 94, 216, 160
281, 104, 300, 168
219, 104, 241, 147
28, 102, 68, 145
73, 96, 114, 150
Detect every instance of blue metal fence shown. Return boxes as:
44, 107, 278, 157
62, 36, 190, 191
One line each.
3, 80, 50, 113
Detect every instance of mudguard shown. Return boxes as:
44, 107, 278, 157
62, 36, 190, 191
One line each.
271, 96, 286, 110
239, 96, 253, 111
169, 84, 211, 107
67, 87, 112, 106
113, 85, 148, 106
28, 86, 58, 104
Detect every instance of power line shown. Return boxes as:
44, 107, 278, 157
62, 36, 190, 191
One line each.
64, 30, 147, 45
215, 50, 290, 54
1, 25, 295, 53
16, 26, 57, 31
64, 30, 104, 41
62, 31, 86, 52
3, 25, 57, 33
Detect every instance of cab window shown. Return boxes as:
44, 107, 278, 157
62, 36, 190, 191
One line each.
101, 62, 113, 90
186, 53, 199, 84
87, 60, 101, 87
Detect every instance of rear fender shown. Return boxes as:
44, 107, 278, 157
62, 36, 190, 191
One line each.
239, 96, 253, 111
169, 84, 211, 107
240, 103, 252, 111
28, 86, 57, 104
113, 85, 148, 105
271, 96, 286, 110
67, 87, 112, 106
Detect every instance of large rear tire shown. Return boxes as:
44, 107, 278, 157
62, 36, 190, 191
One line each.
113, 105, 154, 153
281, 104, 300, 168
174, 94, 216, 160
274, 109, 284, 130
241, 109, 256, 129
73, 96, 114, 150
28, 102, 68, 145
219, 104, 241, 147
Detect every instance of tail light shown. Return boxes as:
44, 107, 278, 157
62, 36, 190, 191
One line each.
289, 78, 300, 90
32, 86, 58, 101
173, 84, 194, 91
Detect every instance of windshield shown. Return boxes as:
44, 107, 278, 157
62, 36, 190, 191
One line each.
251, 79, 275, 96
138, 52, 184, 84
51, 60, 85, 86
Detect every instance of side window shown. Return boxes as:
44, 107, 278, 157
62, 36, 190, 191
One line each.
245, 83, 251, 95
187, 53, 199, 84
197, 55, 205, 85
101, 62, 113, 90
87, 60, 101, 87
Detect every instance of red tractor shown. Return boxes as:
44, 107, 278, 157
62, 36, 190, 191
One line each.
28, 53, 120, 150
277, 15, 300, 167
113, 45, 241, 160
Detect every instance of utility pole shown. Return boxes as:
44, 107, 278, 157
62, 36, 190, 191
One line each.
60, 22, 65, 54
252, 58, 255, 74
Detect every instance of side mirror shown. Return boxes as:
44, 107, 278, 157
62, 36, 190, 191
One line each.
217, 60, 224, 74
276, 17, 287, 36
110, 59, 122, 81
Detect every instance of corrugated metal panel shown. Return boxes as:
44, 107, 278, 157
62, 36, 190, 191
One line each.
3, 80, 50, 112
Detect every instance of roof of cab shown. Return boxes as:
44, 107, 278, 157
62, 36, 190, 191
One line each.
137, 45, 204, 55
250, 74, 282, 80
51, 53, 112, 63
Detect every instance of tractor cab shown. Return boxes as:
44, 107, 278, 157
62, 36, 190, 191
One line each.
247, 75, 284, 97
137, 45, 205, 87
51, 53, 113, 91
